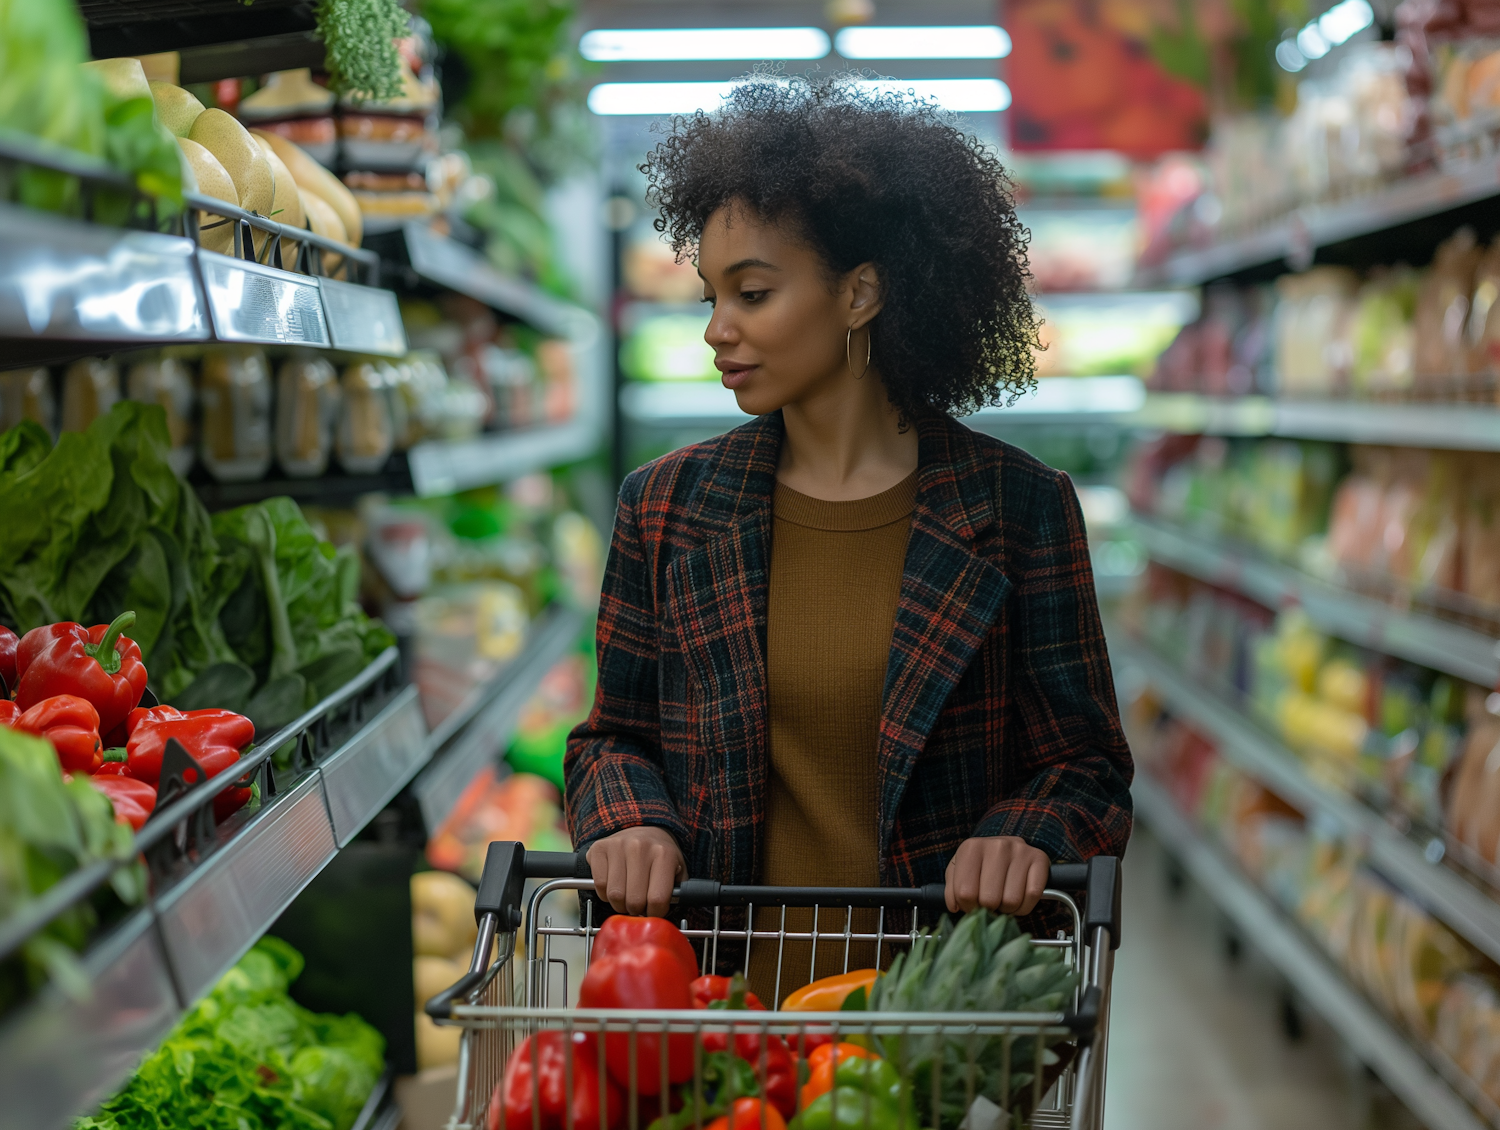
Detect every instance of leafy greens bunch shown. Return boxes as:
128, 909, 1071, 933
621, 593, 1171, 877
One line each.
0, 404, 394, 733
77, 936, 385, 1130
0, 726, 140, 1013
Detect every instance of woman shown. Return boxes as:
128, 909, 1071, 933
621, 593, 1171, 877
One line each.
565, 76, 1132, 990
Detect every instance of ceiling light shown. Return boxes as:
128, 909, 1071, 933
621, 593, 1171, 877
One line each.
578, 27, 830, 62
1318, 0, 1375, 46
587, 78, 1011, 116
834, 25, 1011, 59
1296, 23, 1331, 59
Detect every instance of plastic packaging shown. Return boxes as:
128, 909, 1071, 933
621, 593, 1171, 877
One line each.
0, 367, 56, 434
198, 347, 273, 482
126, 356, 195, 475
61, 357, 119, 433
336, 361, 395, 473
274, 355, 340, 477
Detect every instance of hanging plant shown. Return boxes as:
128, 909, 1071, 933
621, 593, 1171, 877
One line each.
315, 0, 409, 102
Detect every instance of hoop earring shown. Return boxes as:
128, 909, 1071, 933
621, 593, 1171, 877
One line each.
846, 326, 872, 380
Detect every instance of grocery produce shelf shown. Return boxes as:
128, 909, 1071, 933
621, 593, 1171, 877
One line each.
1131, 514, 1500, 686
407, 419, 601, 497
1141, 155, 1500, 286
1133, 394, 1500, 450
1132, 773, 1492, 1130
0, 648, 424, 1130
410, 604, 585, 832
79, 0, 319, 63
1109, 629, 1500, 970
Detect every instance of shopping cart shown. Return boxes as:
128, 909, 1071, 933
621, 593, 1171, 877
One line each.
426, 843, 1120, 1130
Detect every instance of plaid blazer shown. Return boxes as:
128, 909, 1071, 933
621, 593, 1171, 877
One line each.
565, 411, 1133, 890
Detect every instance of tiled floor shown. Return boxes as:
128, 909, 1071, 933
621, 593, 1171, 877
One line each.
1103, 827, 1423, 1130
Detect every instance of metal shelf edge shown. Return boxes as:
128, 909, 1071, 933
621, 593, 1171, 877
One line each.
1133, 774, 1491, 1130
407, 420, 599, 497
1110, 630, 1500, 969
1131, 515, 1500, 687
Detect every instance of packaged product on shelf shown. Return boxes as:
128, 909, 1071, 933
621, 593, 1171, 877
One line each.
0, 367, 55, 435
275, 355, 341, 477
61, 357, 119, 433
379, 360, 415, 450
337, 56, 438, 178
413, 581, 529, 726
506, 653, 592, 787
199, 347, 273, 482
125, 355, 195, 475
1448, 706, 1500, 865
336, 361, 395, 473
1414, 228, 1483, 390
345, 169, 438, 221
1274, 268, 1360, 397
536, 338, 577, 423
1350, 269, 1420, 396
237, 68, 338, 167
1434, 975, 1500, 1105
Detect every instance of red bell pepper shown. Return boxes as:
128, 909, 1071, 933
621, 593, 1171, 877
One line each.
577, 944, 696, 1094
87, 775, 157, 831
492, 1030, 622, 1130
691, 975, 765, 1011
0, 700, 17, 728
0, 625, 17, 692
126, 705, 256, 822
697, 976, 795, 1120
592, 916, 700, 985
15, 612, 147, 736
12, 694, 103, 774
704, 1097, 787, 1130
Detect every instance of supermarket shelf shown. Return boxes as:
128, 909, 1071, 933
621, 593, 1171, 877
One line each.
620, 375, 1148, 431
0, 651, 423, 1130
411, 604, 584, 833
370, 223, 590, 340
0, 200, 209, 364
1109, 630, 1500, 970
1142, 155, 1500, 286
1132, 773, 1491, 1130
80, 0, 319, 62
1132, 514, 1500, 686
189, 456, 416, 511
1133, 393, 1500, 451
0, 205, 406, 365
407, 419, 600, 496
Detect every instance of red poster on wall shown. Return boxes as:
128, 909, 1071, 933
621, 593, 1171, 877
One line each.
1006, 0, 1208, 155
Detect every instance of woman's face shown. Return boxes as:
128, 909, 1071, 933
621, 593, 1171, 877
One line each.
698, 202, 880, 417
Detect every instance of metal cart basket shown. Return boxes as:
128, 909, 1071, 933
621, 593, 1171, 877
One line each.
427, 844, 1120, 1130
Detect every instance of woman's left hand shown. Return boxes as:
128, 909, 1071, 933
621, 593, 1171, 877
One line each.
944, 836, 1050, 916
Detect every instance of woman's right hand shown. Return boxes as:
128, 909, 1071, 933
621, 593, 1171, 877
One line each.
586, 826, 687, 917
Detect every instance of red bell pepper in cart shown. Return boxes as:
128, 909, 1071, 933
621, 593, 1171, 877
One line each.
15, 612, 147, 736
592, 916, 701, 983
87, 775, 157, 830
0, 625, 17, 691
698, 976, 796, 1120
0, 700, 17, 727
126, 705, 256, 821
12, 694, 103, 774
577, 944, 697, 1094
691, 975, 765, 1011
493, 1030, 623, 1130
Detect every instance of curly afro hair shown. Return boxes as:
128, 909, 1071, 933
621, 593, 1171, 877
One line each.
642, 73, 1040, 421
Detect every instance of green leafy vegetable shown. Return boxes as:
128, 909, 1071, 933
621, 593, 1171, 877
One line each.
0, 726, 140, 1012
317, 0, 409, 102
77, 936, 385, 1130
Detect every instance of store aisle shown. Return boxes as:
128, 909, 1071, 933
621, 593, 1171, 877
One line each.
1103, 826, 1421, 1130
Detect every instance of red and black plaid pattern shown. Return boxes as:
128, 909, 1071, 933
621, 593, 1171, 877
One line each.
565, 412, 1133, 890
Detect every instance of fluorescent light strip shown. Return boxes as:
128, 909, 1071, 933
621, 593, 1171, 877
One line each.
835, 25, 1011, 59
587, 78, 1011, 116
579, 27, 830, 62
1276, 0, 1374, 72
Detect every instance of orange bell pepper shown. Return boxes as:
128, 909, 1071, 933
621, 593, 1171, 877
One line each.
799, 1044, 878, 1110
780, 969, 880, 1012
